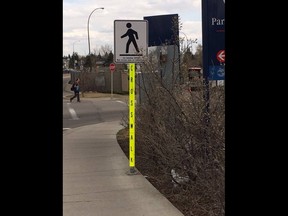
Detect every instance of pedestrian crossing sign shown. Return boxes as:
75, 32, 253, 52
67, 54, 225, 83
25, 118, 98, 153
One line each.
114, 20, 148, 63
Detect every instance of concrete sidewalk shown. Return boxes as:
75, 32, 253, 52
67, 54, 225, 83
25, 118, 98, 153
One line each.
63, 121, 184, 216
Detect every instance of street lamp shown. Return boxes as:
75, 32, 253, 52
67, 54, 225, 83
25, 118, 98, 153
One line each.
87, 7, 104, 55
73, 40, 80, 54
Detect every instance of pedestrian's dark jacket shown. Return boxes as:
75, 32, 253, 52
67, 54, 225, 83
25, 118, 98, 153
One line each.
73, 83, 80, 93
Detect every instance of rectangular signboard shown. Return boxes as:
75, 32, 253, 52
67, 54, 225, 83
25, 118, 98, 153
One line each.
114, 20, 148, 63
202, 0, 225, 80
143, 14, 179, 47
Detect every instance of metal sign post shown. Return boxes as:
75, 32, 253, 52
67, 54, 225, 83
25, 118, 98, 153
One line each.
128, 63, 137, 175
109, 63, 116, 99
114, 20, 147, 175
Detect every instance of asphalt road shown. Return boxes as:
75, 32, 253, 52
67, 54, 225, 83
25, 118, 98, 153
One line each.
63, 74, 128, 129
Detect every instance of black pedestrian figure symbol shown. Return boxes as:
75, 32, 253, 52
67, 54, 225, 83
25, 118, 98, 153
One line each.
121, 23, 140, 53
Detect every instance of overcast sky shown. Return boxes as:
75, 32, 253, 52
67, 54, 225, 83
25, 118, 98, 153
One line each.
63, 0, 202, 57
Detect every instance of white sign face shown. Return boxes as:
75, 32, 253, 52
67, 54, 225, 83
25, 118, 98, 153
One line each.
114, 20, 148, 63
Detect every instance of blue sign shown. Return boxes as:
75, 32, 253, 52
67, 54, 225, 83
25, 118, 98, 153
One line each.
202, 0, 225, 80
143, 14, 179, 47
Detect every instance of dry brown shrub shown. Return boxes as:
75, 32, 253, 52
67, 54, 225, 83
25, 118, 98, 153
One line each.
118, 60, 225, 216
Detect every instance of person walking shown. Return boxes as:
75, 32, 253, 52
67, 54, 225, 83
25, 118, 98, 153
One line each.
70, 78, 81, 102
